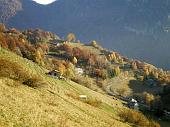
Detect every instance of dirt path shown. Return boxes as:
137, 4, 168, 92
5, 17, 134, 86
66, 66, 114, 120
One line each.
105, 74, 134, 96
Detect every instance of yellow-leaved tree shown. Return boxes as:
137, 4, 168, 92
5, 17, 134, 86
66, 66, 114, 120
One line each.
67, 33, 76, 42
72, 57, 77, 65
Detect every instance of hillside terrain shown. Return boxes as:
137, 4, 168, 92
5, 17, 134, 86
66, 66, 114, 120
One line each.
0, 48, 129, 127
1, 23, 170, 126
0, 24, 164, 126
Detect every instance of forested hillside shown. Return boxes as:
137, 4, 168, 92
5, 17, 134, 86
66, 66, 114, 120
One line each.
1, 23, 170, 126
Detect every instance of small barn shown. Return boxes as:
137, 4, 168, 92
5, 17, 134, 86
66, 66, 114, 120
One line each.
47, 70, 61, 77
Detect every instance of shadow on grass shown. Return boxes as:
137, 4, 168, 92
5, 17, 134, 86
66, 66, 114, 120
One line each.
129, 80, 155, 94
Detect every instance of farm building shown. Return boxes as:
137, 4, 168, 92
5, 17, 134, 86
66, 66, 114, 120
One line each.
47, 70, 61, 77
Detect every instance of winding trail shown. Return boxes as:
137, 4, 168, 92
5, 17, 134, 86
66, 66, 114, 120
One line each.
105, 74, 134, 96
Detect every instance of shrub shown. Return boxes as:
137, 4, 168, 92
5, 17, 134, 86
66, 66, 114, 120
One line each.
23, 76, 45, 88
90, 40, 98, 47
117, 88, 127, 96
143, 92, 155, 108
131, 61, 138, 70
66, 91, 79, 100
66, 91, 101, 107
0, 58, 30, 81
72, 56, 77, 64
118, 108, 160, 127
114, 66, 121, 76
85, 97, 102, 107
57, 112, 69, 127
96, 79, 107, 89
66, 33, 76, 42
149, 120, 161, 127
90, 68, 108, 79
0, 24, 6, 32
72, 75, 94, 89
0, 58, 45, 88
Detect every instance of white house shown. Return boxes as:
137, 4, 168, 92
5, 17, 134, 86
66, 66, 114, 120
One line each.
131, 98, 137, 103
133, 102, 139, 110
128, 98, 139, 110
75, 68, 84, 75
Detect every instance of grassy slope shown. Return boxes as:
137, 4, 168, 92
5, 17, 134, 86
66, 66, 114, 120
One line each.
0, 48, 130, 127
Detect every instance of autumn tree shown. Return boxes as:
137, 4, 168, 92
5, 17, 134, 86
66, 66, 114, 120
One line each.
0, 24, 5, 32
72, 57, 77, 64
114, 66, 121, 76
67, 33, 76, 42
58, 43, 73, 56
0, 32, 8, 48
92, 69, 107, 79
14, 47, 22, 56
64, 62, 75, 79
143, 92, 155, 109
132, 61, 138, 70
124, 71, 129, 77
73, 47, 83, 57
90, 40, 98, 47
107, 52, 117, 62
7, 36, 17, 51
117, 88, 127, 96
119, 58, 124, 65
88, 56, 96, 66
151, 71, 159, 79
58, 64, 66, 76
35, 50, 42, 62
35, 48, 44, 65
144, 68, 150, 79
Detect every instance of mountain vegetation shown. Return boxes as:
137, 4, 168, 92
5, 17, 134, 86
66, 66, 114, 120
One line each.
1, 23, 170, 126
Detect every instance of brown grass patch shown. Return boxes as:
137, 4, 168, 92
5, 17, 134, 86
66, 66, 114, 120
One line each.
118, 108, 160, 127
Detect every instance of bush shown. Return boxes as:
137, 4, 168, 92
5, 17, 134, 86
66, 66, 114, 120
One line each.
117, 88, 127, 96
0, 58, 45, 88
23, 76, 45, 88
85, 97, 102, 107
66, 91, 79, 100
96, 79, 107, 89
118, 109, 160, 127
66, 91, 102, 107
72, 75, 94, 89
66, 33, 76, 42
90, 40, 98, 47
0, 58, 30, 81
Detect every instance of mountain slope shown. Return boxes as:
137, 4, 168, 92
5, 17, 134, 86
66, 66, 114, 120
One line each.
0, 0, 22, 22
0, 48, 130, 127
0, 24, 164, 126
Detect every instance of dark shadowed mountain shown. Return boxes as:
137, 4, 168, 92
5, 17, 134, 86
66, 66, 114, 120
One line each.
0, 0, 22, 22
2, 0, 170, 70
